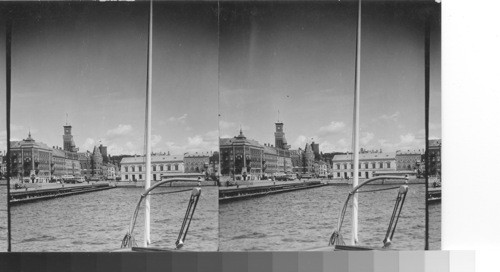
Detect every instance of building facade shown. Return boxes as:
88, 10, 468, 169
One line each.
10, 133, 52, 182
78, 151, 93, 180
332, 152, 397, 180
396, 150, 423, 171
120, 154, 185, 182
220, 123, 293, 178
220, 130, 264, 177
184, 153, 210, 173
428, 139, 441, 175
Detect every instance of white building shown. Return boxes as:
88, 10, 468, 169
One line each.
331, 152, 397, 180
120, 154, 184, 182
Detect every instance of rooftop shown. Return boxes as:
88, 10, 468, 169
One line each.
121, 154, 184, 164
332, 152, 396, 161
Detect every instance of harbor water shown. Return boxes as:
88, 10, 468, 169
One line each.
0, 184, 440, 251
220, 183, 441, 251
3, 186, 218, 252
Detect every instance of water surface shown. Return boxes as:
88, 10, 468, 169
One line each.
220, 183, 440, 250
10, 186, 218, 251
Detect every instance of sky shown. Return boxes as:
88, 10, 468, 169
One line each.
0, 1, 219, 156
219, 1, 441, 153
0, 1, 441, 156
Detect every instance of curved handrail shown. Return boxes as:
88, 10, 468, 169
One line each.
329, 175, 409, 247
121, 178, 202, 248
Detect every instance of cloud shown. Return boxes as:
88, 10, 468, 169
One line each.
360, 132, 375, 145
377, 133, 425, 152
205, 130, 219, 141
379, 112, 400, 122
106, 124, 132, 138
336, 138, 350, 150
164, 131, 218, 154
400, 133, 416, 144
293, 135, 310, 149
219, 120, 235, 130
219, 120, 250, 132
81, 138, 96, 152
319, 121, 346, 134
10, 124, 24, 131
151, 134, 162, 147
168, 114, 188, 124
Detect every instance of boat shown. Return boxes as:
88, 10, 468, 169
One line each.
427, 187, 441, 204
119, 0, 203, 251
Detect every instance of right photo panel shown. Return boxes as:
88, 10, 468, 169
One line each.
218, 1, 441, 251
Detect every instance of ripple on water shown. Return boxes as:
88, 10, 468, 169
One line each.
220, 184, 440, 251
8, 187, 218, 251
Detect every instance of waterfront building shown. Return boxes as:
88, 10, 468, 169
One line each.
396, 150, 423, 170
208, 151, 219, 175
10, 133, 52, 182
220, 129, 264, 177
101, 163, 116, 180
262, 144, 278, 174
92, 146, 103, 178
120, 154, 184, 182
290, 149, 305, 173
428, 139, 441, 175
219, 121, 293, 178
51, 147, 66, 178
184, 152, 210, 173
78, 151, 93, 180
313, 160, 328, 177
303, 143, 315, 173
50, 146, 81, 178
332, 152, 397, 180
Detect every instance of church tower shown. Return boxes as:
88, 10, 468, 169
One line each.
63, 124, 77, 152
274, 122, 289, 150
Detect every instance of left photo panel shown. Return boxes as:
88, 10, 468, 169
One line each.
0, 1, 219, 251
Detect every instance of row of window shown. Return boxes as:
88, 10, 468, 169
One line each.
334, 171, 374, 178
123, 174, 162, 181
123, 164, 180, 172
335, 162, 392, 170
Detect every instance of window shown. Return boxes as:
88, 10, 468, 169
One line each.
379, 162, 383, 168
386, 162, 390, 168
131, 166, 135, 172
153, 165, 156, 171
125, 175, 128, 180
364, 163, 368, 169
167, 165, 171, 171
175, 164, 179, 171
372, 163, 376, 168
139, 174, 142, 180
160, 165, 164, 171
124, 166, 128, 172
139, 166, 142, 172
153, 174, 156, 181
